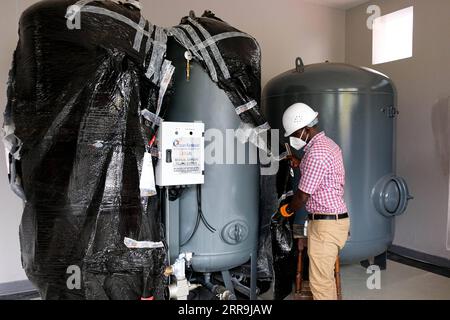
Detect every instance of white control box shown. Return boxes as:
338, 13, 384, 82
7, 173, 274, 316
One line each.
156, 121, 205, 186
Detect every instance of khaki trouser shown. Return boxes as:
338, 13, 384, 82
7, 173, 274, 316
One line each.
307, 218, 350, 300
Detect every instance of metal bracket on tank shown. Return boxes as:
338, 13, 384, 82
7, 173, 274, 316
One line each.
295, 57, 305, 73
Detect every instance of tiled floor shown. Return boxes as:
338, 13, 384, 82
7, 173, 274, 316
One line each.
340, 260, 450, 300
4, 260, 450, 300
278, 260, 450, 300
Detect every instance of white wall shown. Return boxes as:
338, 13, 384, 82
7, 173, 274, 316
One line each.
0, 0, 346, 284
141, 0, 346, 86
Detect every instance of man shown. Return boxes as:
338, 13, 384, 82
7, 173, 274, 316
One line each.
278, 103, 350, 300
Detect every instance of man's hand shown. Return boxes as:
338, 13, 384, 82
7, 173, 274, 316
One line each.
272, 204, 294, 221
279, 204, 295, 218
289, 190, 310, 213
286, 155, 302, 168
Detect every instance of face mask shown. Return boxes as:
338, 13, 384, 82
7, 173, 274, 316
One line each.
290, 129, 309, 150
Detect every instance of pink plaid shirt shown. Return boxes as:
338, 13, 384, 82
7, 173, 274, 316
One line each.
299, 132, 347, 214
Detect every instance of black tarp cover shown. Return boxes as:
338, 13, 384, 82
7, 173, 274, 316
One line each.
3, 0, 268, 300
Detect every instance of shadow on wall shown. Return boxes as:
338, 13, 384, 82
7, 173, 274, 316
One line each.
431, 97, 450, 178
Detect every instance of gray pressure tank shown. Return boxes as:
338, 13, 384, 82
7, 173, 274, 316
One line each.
262, 58, 412, 264
163, 40, 260, 272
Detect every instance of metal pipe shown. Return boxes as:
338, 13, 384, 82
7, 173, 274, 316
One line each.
231, 277, 260, 298
167, 281, 201, 300
201, 273, 236, 300
165, 188, 180, 264
250, 250, 258, 300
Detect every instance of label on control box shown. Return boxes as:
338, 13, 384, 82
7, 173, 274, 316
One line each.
172, 137, 202, 175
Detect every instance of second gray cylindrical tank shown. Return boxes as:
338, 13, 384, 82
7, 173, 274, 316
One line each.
262, 59, 412, 264
163, 40, 260, 272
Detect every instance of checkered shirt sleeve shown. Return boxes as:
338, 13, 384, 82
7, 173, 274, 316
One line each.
299, 155, 328, 195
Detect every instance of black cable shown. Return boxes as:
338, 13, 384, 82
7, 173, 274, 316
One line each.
180, 207, 201, 246
179, 185, 216, 246
197, 185, 216, 232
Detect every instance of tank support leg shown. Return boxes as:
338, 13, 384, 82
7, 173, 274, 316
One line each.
221, 271, 236, 297
360, 251, 388, 270
250, 250, 258, 300
360, 259, 370, 269
374, 251, 387, 270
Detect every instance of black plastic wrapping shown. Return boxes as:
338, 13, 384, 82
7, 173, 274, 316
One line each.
256, 173, 277, 282
175, 11, 266, 127
258, 157, 297, 300
270, 215, 296, 300
3, 0, 267, 300
4, 0, 167, 300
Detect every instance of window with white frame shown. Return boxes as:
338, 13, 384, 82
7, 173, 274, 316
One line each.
372, 6, 414, 65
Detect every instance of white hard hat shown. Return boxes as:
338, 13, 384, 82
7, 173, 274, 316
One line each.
282, 103, 319, 137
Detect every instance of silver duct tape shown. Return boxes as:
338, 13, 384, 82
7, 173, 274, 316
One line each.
144, 24, 155, 56
153, 27, 169, 84
3, 124, 23, 161
74, 0, 96, 5
2, 124, 14, 154
235, 122, 271, 153
74, 0, 142, 11
255, 122, 271, 133
133, 16, 146, 51
169, 27, 256, 83
253, 129, 271, 154
169, 27, 203, 61
272, 151, 288, 162
168, 27, 190, 48
170, 29, 254, 56
179, 24, 218, 82
146, 26, 168, 84
79, 6, 166, 49
124, 237, 164, 249
140, 109, 163, 127
3, 124, 26, 200
66, 0, 96, 20
252, 122, 271, 153
236, 122, 270, 142
122, 0, 141, 10
278, 190, 294, 205
155, 60, 175, 119
187, 17, 231, 79
4, 136, 22, 161
192, 32, 255, 53
235, 122, 254, 144
235, 100, 257, 115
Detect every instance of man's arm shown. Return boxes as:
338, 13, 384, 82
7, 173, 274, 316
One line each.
279, 189, 310, 218
289, 189, 310, 212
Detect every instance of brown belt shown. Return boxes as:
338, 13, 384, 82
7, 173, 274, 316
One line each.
308, 213, 349, 221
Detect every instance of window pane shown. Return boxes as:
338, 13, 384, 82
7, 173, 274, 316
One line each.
372, 6, 414, 65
